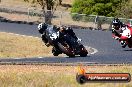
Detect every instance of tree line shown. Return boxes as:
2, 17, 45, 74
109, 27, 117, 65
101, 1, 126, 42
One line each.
22, 0, 132, 24
71, 0, 132, 18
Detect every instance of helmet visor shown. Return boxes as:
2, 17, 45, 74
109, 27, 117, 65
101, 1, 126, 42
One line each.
113, 23, 119, 26
113, 23, 120, 30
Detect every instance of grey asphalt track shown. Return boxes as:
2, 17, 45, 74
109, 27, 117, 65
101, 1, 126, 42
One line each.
0, 22, 132, 64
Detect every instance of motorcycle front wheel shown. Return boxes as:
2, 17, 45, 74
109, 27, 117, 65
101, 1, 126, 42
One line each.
79, 45, 88, 57
57, 42, 75, 57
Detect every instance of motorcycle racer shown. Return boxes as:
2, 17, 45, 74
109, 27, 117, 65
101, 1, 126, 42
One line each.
37, 23, 88, 57
38, 23, 80, 47
38, 23, 50, 47
112, 18, 132, 48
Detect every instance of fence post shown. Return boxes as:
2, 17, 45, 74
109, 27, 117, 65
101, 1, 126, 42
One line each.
60, 11, 63, 26
94, 15, 99, 30
27, 8, 30, 22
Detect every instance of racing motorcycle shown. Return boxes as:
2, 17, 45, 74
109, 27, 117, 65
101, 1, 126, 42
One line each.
113, 25, 132, 48
43, 25, 88, 57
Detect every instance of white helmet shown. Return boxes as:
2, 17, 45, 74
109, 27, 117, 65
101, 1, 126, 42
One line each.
38, 23, 47, 30
38, 23, 43, 30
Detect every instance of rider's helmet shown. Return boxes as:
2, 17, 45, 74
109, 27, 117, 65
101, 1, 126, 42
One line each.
38, 23, 48, 34
112, 18, 121, 30
53, 25, 59, 31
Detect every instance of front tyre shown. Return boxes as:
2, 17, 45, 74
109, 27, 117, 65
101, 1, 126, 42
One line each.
57, 42, 75, 57
79, 45, 88, 57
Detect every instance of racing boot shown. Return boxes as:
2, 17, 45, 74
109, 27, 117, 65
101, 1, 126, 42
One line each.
45, 43, 50, 47
120, 41, 127, 48
52, 47, 62, 56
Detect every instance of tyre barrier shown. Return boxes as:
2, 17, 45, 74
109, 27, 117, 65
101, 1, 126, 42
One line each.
0, 8, 28, 15
0, 16, 110, 30
0, 16, 40, 25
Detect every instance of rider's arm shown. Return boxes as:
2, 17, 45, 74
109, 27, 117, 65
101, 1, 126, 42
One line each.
41, 32, 48, 43
38, 28, 45, 34
112, 30, 121, 40
112, 34, 120, 40
111, 25, 121, 37
111, 26, 121, 40
66, 27, 78, 40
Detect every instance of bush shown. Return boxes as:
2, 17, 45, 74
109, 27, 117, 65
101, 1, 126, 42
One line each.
71, 0, 129, 17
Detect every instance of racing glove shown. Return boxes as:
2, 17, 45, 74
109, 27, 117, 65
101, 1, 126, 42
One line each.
114, 36, 120, 40
77, 37, 82, 42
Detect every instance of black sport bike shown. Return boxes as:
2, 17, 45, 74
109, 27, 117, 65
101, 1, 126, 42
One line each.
39, 25, 88, 57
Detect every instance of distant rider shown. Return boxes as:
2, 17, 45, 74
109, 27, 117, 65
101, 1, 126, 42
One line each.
112, 18, 131, 48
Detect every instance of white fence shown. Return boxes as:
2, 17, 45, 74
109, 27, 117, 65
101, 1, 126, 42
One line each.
0, 6, 132, 30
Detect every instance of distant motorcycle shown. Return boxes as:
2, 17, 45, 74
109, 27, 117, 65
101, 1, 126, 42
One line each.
113, 26, 132, 48
42, 25, 88, 57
